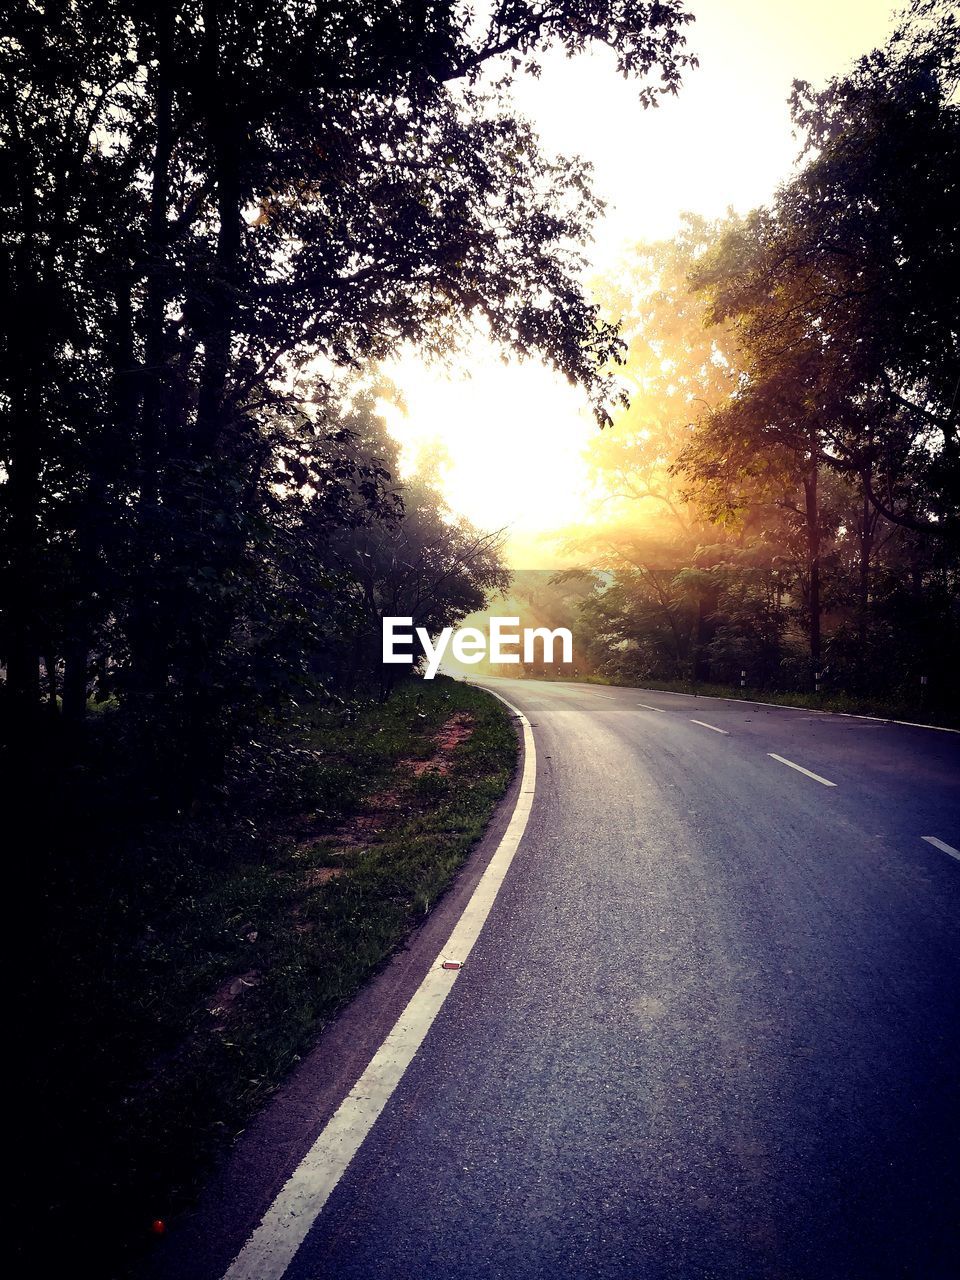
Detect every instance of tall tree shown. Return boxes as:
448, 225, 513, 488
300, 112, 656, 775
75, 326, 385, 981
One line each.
1, 1, 697, 778
680, 0, 959, 678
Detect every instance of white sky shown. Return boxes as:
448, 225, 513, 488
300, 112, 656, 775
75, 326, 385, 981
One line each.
385, 0, 900, 553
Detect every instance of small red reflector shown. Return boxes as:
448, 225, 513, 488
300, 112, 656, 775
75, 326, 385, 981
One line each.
151, 1220, 167, 1236
441, 961, 461, 971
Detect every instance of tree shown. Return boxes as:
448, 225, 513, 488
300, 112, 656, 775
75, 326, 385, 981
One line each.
585, 217, 736, 537
1, 0, 697, 783
572, 220, 748, 679
317, 396, 510, 699
679, 0, 960, 679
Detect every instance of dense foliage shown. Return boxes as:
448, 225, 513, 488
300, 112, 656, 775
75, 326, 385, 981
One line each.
2, 5, 697, 1268
555, 3, 959, 710
1, 0, 696, 802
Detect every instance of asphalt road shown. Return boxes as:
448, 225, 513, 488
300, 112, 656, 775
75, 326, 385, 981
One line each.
155, 680, 960, 1280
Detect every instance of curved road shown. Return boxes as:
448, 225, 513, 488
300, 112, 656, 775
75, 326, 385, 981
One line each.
155, 679, 960, 1280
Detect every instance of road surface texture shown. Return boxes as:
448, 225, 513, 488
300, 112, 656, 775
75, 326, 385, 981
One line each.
149, 679, 960, 1280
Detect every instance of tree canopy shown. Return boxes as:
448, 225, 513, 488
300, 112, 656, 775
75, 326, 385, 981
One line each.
545, 2, 959, 701
1, 0, 697, 793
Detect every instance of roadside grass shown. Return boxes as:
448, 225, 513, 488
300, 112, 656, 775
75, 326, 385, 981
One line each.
34, 676, 516, 1275
528, 672, 959, 729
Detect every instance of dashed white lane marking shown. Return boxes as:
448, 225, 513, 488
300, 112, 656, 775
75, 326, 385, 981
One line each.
221, 690, 537, 1280
768, 753, 837, 787
690, 719, 729, 735
922, 835, 960, 862
637, 703, 666, 713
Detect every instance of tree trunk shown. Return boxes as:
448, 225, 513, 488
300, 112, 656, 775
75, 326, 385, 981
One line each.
5, 135, 43, 744
6, 411, 42, 727
856, 469, 875, 686
803, 447, 822, 677
130, 4, 176, 699
44, 657, 59, 712
195, 0, 241, 456
175, 0, 244, 797
693, 580, 719, 682
62, 635, 90, 726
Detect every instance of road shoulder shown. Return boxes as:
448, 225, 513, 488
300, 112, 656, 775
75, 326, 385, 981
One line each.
142, 693, 528, 1280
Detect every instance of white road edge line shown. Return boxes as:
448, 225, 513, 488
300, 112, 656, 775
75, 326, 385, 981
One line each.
637, 703, 666, 713
768, 753, 837, 787
890, 719, 960, 733
921, 835, 960, 862
690, 718, 729, 735
221, 690, 537, 1280
649, 689, 959, 733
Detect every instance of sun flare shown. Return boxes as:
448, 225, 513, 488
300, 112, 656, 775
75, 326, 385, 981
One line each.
382, 342, 600, 542
381, 0, 898, 562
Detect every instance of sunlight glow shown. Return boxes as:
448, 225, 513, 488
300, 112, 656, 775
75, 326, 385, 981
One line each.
386, 1, 899, 560
382, 341, 599, 538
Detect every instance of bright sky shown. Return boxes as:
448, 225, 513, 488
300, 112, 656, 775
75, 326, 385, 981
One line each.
385, 0, 899, 557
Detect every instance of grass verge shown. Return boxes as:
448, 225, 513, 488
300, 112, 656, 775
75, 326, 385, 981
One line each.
29, 676, 517, 1275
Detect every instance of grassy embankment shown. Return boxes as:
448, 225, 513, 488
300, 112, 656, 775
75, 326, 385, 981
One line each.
34, 676, 516, 1272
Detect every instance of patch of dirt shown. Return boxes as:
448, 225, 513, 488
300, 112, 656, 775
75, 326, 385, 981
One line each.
177, 710, 478, 1055
294, 713, 476, 857
303, 865, 345, 888
206, 969, 260, 1023
286, 711, 477, 941
401, 711, 474, 776
332, 792, 402, 842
